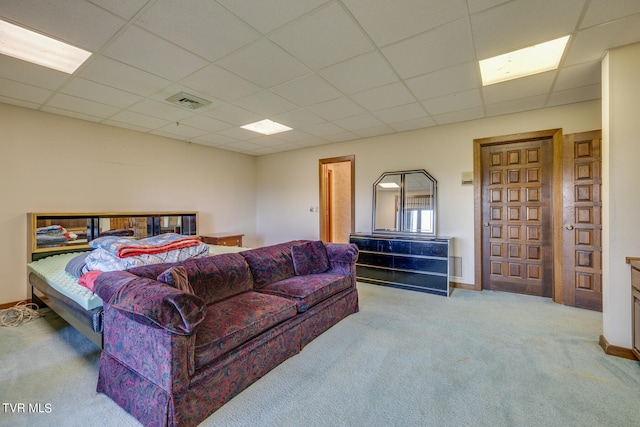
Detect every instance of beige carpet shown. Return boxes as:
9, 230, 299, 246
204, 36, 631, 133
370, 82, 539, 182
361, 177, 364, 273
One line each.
1, 282, 640, 427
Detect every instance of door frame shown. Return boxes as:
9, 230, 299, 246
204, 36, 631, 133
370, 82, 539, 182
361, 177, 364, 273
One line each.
319, 155, 355, 243
473, 129, 564, 302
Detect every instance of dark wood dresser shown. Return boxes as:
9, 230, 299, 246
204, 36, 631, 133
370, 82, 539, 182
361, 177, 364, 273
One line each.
349, 233, 452, 296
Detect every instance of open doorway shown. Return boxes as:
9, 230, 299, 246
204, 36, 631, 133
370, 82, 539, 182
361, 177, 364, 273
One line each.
319, 156, 355, 243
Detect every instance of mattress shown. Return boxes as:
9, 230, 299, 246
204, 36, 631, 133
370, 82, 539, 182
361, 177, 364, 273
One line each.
27, 245, 248, 312
28, 252, 103, 311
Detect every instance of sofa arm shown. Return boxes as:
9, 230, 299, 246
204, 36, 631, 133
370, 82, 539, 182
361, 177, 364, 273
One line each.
325, 243, 359, 276
94, 271, 206, 335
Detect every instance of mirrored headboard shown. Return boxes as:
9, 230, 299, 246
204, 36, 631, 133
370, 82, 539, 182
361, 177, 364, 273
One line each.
372, 169, 437, 235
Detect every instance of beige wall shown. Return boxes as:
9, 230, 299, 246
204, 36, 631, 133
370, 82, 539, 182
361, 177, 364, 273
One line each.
256, 100, 602, 287
1, 104, 257, 305
602, 43, 640, 348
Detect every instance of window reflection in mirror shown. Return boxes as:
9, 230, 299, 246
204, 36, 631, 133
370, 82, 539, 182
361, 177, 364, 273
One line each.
373, 169, 437, 235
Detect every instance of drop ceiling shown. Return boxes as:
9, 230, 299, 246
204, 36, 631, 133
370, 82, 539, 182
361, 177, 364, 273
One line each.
1, 0, 639, 156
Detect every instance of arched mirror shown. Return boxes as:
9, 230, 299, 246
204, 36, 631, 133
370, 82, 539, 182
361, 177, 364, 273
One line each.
373, 169, 437, 235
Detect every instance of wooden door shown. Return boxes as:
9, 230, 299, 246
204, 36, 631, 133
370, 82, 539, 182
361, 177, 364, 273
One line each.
562, 130, 602, 311
480, 139, 554, 296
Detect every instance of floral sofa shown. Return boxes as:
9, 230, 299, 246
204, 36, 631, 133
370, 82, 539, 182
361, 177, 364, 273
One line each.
92, 240, 359, 427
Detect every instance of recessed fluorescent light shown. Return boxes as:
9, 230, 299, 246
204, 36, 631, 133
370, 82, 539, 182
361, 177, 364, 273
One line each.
241, 119, 292, 135
379, 183, 400, 189
0, 19, 92, 74
479, 35, 570, 86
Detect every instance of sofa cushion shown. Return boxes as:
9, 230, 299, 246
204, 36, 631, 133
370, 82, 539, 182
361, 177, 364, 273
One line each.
94, 271, 206, 335
194, 291, 297, 369
157, 265, 195, 294
258, 273, 352, 313
241, 241, 302, 288
291, 240, 330, 276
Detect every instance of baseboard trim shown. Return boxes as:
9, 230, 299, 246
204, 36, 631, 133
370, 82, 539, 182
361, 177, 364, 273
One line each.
0, 299, 33, 310
451, 282, 476, 291
599, 335, 638, 360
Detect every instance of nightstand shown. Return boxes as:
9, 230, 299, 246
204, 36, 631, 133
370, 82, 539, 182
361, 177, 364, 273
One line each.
199, 233, 244, 247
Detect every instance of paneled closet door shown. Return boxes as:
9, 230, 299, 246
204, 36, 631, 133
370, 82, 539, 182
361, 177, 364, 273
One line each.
481, 138, 554, 297
562, 130, 602, 311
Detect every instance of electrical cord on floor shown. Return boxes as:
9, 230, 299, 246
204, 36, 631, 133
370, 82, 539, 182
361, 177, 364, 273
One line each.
0, 301, 43, 327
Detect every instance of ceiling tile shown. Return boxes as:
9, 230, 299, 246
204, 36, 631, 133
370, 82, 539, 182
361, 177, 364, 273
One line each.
178, 64, 261, 102
217, 0, 330, 34
41, 106, 104, 122
152, 123, 207, 140
129, 99, 194, 122
373, 102, 428, 123
343, 0, 468, 46
0, 55, 68, 90
351, 82, 415, 111
62, 78, 141, 108
324, 132, 359, 142
382, 18, 475, 79
178, 115, 233, 133
306, 97, 366, 121
353, 124, 395, 138
136, 0, 260, 61
547, 84, 601, 107
485, 95, 548, 117
217, 39, 310, 88
483, 72, 556, 105
88, 0, 148, 20
581, 0, 640, 28
432, 107, 485, 125
471, 0, 585, 59
270, 129, 315, 143
203, 104, 262, 126
554, 62, 601, 92
564, 14, 640, 66
334, 113, 383, 131
389, 116, 436, 132
300, 121, 347, 137
47, 93, 120, 118
191, 133, 239, 147
104, 26, 209, 81
405, 62, 480, 101
269, 2, 373, 70
271, 108, 326, 128
319, 51, 400, 95
466, 0, 511, 14
235, 90, 298, 116
109, 110, 171, 130
79, 56, 171, 97
0, 0, 124, 51
421, 89, 483, 115
0, 78, 52, 104
271, 74, 342, 107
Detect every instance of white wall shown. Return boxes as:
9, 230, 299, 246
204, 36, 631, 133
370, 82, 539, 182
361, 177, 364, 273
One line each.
602, 43, 640, 348
256, 100, 602, 287
0, 104, 257, 305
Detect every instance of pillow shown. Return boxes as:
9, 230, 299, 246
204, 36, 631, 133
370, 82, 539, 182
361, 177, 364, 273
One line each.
157, 265, 194, 295
65, 252, 90, 278
291, 240, 330, 276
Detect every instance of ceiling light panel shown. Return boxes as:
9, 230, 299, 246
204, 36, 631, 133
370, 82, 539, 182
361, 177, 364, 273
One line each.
241, 119, 292, 135
0, 19, 92, 74
479, 35, 570, 86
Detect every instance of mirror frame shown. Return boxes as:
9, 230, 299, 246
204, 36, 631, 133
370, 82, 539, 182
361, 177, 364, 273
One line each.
372, 169, 437, 236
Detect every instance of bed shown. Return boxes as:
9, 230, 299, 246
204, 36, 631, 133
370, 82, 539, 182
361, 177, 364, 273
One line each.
26, 212, 246, 348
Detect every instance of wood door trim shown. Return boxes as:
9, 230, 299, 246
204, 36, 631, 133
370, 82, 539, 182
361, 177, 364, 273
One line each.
473, 129, 563, 301
319, 155, 355, 242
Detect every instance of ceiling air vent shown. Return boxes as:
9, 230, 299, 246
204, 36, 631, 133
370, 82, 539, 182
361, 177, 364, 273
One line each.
165, 92, 211, 110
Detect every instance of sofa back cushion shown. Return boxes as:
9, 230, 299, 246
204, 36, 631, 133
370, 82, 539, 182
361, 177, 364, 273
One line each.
179, 253, 254, 305
291, 240, 330, 275
241, 241, 305, 288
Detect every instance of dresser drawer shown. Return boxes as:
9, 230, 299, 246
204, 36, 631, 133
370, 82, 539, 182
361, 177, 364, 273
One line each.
200, 234, 243, 247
